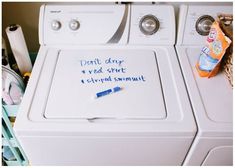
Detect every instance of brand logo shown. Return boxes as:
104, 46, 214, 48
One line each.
207, 28, 217, 43
50, 10, 61, 13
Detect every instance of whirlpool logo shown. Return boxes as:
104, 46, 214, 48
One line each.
50, 10, 61, 13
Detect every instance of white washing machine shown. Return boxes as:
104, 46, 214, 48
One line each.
14, 3, 197, 165
176, 4, 233, 166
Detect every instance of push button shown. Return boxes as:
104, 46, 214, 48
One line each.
69, 19, 80, 31
51, 20, 61, 31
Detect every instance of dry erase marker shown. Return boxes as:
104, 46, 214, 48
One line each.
95, 86, 122, 99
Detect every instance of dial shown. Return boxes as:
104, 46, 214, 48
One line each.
69, 19, 80, 31
51, 20, 61, 31
139, 15, 160, 35
195, 15, 215, 36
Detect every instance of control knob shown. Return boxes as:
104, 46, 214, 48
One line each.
139, 15, 160, 35
51, 20, 61, 31
195, 15, 215, 36
69, 19, 80, 31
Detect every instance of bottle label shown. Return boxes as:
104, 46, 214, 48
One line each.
198, 52, 218, 72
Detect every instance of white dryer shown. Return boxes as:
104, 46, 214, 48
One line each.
176, 4, 233, 166
14, 3, 196, 165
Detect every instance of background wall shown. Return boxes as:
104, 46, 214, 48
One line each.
2, 2, 232, 54
2, 2, 43, 53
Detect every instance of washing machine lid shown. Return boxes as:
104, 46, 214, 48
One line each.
44, 49, 166, 119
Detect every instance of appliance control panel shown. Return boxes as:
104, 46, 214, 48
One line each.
180, 5, 232, 45
129, 5, 175, 45
40, 4, 130, 45
40, 4, 175, 45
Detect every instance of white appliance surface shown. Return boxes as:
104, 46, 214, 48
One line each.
201, 146, 233, 166
14, 3, 197, 166
177, 5, 232, 46
176, 4, 233, 166
42, 4, 129, 45
16, 46, 196, 166
45, 49, 166, 119
129, 5, 175, 45
183, 47, 232, 123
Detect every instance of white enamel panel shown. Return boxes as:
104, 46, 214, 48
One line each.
45, 49, 166, 119
185, 48, 232, 123
42, 4, 129, 44
178, 5, 232, 45
129, 5, 175, 45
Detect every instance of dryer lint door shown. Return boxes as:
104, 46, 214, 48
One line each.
44, 50, 166, 120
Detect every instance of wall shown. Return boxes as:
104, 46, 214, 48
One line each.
2, 2, 44, 53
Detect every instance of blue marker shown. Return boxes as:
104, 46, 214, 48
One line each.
95, 86, 122, 98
